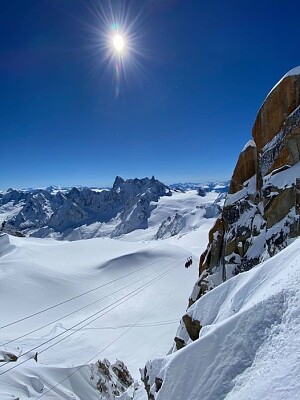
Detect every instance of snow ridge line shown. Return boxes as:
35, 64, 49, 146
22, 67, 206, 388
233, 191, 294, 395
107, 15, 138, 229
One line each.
0, 259, 182, 376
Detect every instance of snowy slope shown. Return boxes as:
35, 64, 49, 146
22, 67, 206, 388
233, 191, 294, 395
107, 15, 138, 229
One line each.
0, 187, 224, 399
144, 237, 300, 400
119, 191, 221, 243
0, 216, 215, 399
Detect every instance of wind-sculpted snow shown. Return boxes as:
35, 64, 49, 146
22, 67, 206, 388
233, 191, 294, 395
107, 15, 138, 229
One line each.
0, 234, 16, 257
0, 358, 134, 399
143, 238, 300, 400
0, 177, 171, 239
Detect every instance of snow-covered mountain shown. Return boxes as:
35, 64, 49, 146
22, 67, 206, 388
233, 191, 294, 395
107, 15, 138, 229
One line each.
2, 68, 300, 400
169, 181, 230, 193
0, 180, 223, 399
0, 177, 171, 239
0, 178, 224, 241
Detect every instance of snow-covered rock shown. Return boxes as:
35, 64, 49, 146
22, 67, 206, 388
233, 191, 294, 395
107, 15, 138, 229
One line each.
142, 236, 300, 400
195, 66, 300, 302
155, 203, 221, 240
95, 358, 134, 398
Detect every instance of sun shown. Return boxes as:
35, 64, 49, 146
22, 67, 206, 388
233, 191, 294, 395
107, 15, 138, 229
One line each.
113, 34, 125, 53
85, 1, 147, 97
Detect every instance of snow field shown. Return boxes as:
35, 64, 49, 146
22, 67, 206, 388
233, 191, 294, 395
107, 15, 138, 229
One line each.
145, 237, 300, 400
0, 190, 220, 398
0, 233, 207, 398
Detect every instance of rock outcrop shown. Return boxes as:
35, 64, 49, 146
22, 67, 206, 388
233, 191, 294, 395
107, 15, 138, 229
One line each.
95, 359, 134, 398
191, 67, 300, 304
140, 67, 300, 400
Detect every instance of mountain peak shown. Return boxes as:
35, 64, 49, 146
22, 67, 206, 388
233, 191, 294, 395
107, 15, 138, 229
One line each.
112, 176, 125, 190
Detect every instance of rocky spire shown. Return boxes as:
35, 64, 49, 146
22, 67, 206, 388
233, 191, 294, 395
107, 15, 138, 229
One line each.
112, 176, 125, 191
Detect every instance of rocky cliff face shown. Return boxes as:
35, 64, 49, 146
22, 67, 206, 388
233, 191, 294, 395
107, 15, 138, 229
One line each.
140, 67, 300, 400
190, 67, 300, 305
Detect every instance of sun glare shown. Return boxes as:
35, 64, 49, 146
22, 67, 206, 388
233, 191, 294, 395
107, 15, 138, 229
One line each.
86, 1, 147, 97
113, 34, 125, 53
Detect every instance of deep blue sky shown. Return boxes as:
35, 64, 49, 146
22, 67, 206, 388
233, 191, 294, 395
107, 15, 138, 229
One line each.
1, 0, 300, 189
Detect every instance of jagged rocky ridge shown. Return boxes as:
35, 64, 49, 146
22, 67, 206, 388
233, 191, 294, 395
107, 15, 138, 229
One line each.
189, 66, 300, 304
140, 67, 300, 400
0, 176, 171, 239
164, 66, 300, 354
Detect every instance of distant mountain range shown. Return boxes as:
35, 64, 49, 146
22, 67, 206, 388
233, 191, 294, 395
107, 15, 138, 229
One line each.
1, 181, 230, 195
169, 181, 230, 192
0, 177, 227, 240
0, 177, 170, 238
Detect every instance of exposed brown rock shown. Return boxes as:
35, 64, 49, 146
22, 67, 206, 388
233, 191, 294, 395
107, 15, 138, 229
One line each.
264, 186, 295, 228
142, 367, 155, 400
95, 358, 133, 399
97, 360, 112, 379
182, 314, 202, 341
199, 216, 224, 276
174, 336, 186, 350
0, 352, 18, 362
224, 239, 236, 257
199, 248, 208, 276
269, 148, 290, 174
253, 74, 300, 152
195, 68, 300, 302
229, 142, 257, 194
112, 361, 133, 387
